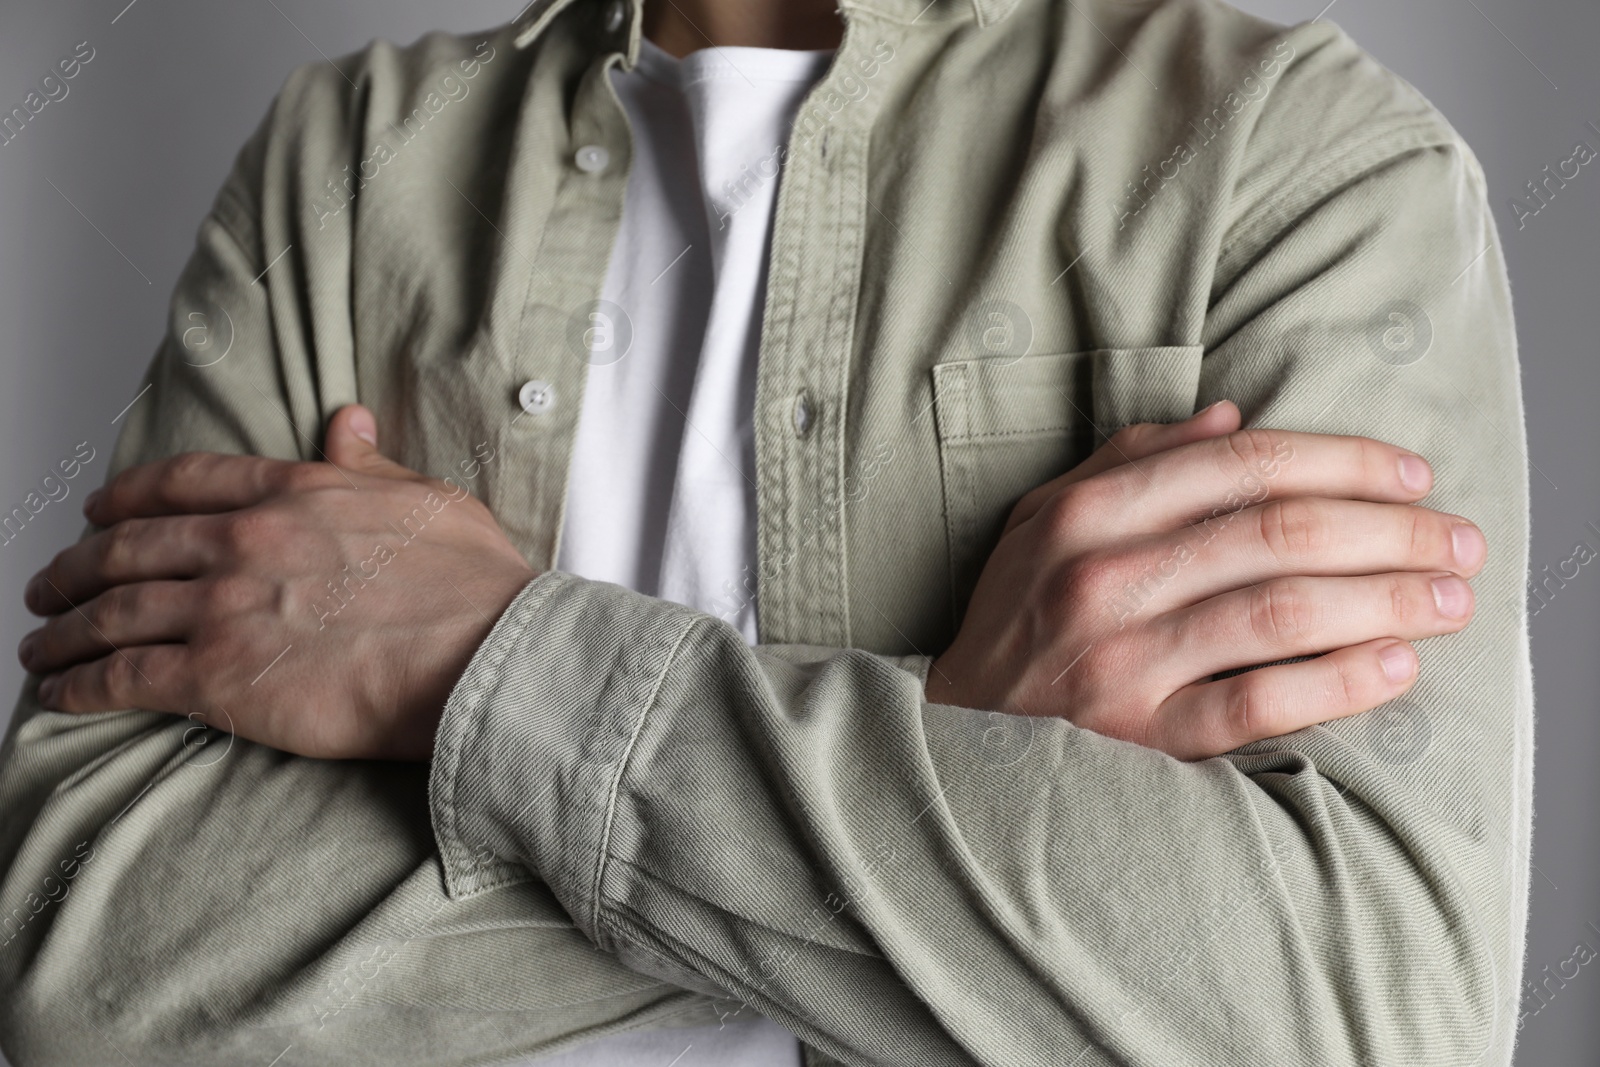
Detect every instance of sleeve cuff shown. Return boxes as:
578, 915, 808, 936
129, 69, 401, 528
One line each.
427, 570, 699, 941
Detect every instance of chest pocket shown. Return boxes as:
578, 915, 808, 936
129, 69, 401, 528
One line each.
931, 346, 1203, 628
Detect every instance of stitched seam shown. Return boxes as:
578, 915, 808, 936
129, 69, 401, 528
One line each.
588, 610, 701, 940
1222, 127, 1457, 266
449, 580, 550, 863
608, 855, 890, 961
841, 1, 971, 28
945, 423, 1076, 443
433, 573, 565, 895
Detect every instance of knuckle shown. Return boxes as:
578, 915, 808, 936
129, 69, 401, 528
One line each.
220, 508, 279, 552
1325, 655, 1361, 712
204, 574, 256, 615
1407, 509, 1444, 562
1055, 549, 1125, 608
1036, 491, 1079, 544
1256, 498, 1325, 562
1388, 575, 1421, 626
1357, 437, 1394, 488
99, 521, 139, 575
1223, 678, 1257, 742
1225, 675, 1280, 743
161, 452, 212, 503
1225, 427, 1287, 474
49, 669, 80, 710
102, 652, 140, 701
281, 462, 336, 493
1039, 479, 1113, 544
1249, 582, 1316, 644
87, 585, 129, 630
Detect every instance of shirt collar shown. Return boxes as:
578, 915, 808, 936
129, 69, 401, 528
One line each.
511, 0, 1020, 51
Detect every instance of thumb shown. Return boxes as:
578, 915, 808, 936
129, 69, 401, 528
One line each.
323, 404, 413, 478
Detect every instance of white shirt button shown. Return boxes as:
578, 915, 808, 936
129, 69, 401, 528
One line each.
604, 0, 627, 33
574, 145, 610, 174
519, 380, 556, 415
792, 392, 814, 437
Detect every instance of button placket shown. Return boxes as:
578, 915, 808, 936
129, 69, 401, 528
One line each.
497, 51, 633, 572
752, 25, 893, 647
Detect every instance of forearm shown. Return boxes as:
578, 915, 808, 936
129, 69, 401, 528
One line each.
0, 684, 713, 1066
430, 566, 1524, 1067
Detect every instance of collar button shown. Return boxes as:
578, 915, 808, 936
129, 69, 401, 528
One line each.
574, 144, 610, 174
603, 0, 627, 33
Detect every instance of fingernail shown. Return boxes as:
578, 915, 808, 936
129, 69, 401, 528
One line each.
1431, 575, 1471, 619
348, 407, 377, 446
83, 489, 102, 515
1397, 454, 1431, 493
1452, 523, 1487, 570
17, 632, 37, 668
1379, 642, 1416, 683
37, 675, 59, 707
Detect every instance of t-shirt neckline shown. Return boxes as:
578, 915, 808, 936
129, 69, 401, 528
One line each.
632, 35, 834, 88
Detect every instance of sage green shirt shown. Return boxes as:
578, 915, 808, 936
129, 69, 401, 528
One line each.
0, 0, 1532, 1064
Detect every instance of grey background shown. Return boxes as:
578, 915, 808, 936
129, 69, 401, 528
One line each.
0, 0, 1594, 1063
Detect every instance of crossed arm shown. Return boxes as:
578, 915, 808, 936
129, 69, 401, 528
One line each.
17, 403, 1479, 763
0, 128, 1529, 1067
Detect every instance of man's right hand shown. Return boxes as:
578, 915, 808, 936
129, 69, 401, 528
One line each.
926, 400, 1486, 760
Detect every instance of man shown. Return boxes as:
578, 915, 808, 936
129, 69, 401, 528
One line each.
0, 0, 1530, 1064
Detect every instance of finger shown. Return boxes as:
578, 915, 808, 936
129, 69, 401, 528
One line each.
1032, 428, 1436, 543
1098, 498, 1487, 618
21, 582, 196, 675
323, 404, 426, 482
1008, 400, 1242, 533
36, 644, 190, 716
88, 452, 302, 524
1148, 571, 1473, 690
1080, 400, 1242, 480
1155, 637, 1418, 759
25, 516, 220, 616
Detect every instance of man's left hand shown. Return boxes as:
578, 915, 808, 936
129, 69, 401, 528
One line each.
17, 404, 537, 761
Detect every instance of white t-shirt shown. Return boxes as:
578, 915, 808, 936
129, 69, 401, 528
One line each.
558, 39, 830, 642
538, 37, 832, 1067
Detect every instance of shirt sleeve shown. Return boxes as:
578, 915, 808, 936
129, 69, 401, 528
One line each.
0, 70, 718, 1067
427, 98, 1532, 1067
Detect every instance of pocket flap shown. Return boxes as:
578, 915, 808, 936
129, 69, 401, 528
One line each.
931, 350, 1089, 443
932, 346, 1204, 443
